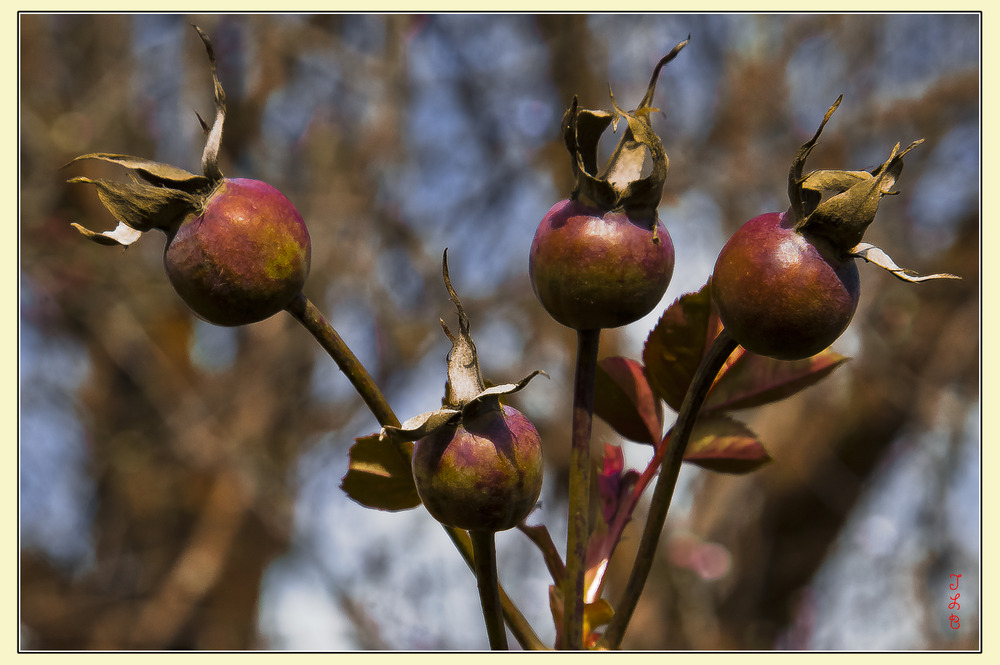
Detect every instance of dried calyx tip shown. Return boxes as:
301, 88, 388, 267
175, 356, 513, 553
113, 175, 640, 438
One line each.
638, 35, 690, 109
193, 24, 226, 183
789, 94, 843, 223
439, 249, 485, 406
440, 248, 471, 338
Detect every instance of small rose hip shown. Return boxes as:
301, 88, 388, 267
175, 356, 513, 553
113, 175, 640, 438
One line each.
163, 178, 310, 326
380, 252, 545, 532
411, 401, 543, 532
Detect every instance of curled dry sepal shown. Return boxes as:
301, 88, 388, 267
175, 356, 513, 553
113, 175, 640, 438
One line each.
528, 38, 687, 331
379, 252, 545, 447
789, 95, 960, 283
564, 37, 688, 223
65, 25, 311, 327
67, 26, 224, 247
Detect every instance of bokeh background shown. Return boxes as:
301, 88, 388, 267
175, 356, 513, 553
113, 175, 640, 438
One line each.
19, 13, 980, 650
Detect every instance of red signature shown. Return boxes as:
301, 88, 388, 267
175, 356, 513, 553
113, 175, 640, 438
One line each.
948, 574, 962, 629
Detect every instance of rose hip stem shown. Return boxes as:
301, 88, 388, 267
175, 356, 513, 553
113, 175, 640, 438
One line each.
286, 293, 400, 429
563, 328, 601, 649
598, 328, 738, 649
284, 292, 545, 650
470, 529, 509, 650
448, 529, 545, 650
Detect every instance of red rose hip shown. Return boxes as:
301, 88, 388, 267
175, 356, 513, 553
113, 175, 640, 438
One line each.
530, 40, 688, 331
712, 211, 859, 360
412, 404, 543, 532
529, 199, 674, 330
68, 27, 315, 329
164, 178, 311, 327
712, 96, 956, 361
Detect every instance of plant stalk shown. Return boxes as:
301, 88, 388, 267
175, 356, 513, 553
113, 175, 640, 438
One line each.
286, 292, 544, 650
286, 293, 400, 429
597, 329, 738, 650
563, 328, 601, 649
470, 530, 509, 650
446, 528, 546, 650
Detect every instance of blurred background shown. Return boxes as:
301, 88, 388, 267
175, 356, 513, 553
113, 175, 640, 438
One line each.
19, 13, 979, 650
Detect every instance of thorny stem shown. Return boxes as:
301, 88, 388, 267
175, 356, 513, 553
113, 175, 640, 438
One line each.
597, 328, 738, 650
470, 530, 509, 650
563, 328, 601, 649
285, 292, 545, 651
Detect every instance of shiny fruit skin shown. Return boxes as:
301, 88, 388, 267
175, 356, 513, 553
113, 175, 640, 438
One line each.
412, 404, 543, 532
164, 178, 311, 326
712, 211, 860, 361
529, 199, 674, 330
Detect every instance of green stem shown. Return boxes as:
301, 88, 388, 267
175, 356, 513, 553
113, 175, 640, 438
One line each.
563, 328, 601, 649
286, 293, 400, 429
446, 528, 546, 650
470, 530, 509, 650
286, 292, 545, 650
598, 329, 738, 650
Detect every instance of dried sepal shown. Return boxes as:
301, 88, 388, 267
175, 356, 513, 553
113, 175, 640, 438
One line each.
67, 25, 225, 248
379, 408, 462, 445
602, 85, 666, 216
562, 97, 614, 175
193, 24, 226, 182
564, 98, 618, 212
788, 95, 842, 224
787, 97, 929, 253
65, 152, 211, 192
562, 37, 688, 220
68, 176, 201, 239
476, 371, 548, 401
440, 248, 486, 406
375, 250, 545, 446
849, 242, 961, 283
799, 139, 924, 249
70, 221, 143, 247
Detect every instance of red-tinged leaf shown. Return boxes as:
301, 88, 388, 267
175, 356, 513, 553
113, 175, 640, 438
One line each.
682, 415, 771, 474
704, 348, 849, 412
595, 357, 664, 444
340, 434, 421, 511
585, 444, 640, 602
596, 443, 630, 524
643, 284, 714, 411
